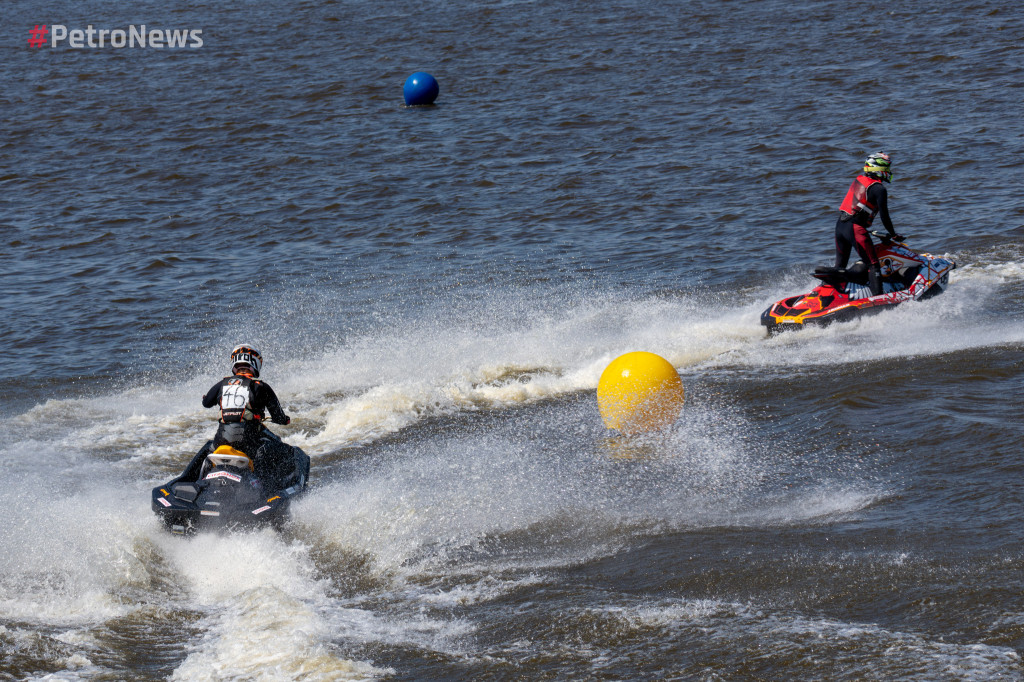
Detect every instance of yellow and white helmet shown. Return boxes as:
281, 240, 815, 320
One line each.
863, 152, 892, 182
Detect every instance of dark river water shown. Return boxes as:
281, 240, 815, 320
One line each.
2, 0, 1024, 679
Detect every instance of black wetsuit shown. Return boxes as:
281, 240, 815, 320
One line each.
202, 373, 290, 455
835, 181, 897, 269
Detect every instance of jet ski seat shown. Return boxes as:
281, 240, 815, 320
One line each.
206, 452, 253, 469
813, 262, 869, 286
199, 446, 254, 478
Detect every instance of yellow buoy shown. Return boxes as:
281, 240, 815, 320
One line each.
597, 351, 684, 434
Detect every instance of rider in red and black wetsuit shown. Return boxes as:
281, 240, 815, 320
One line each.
834, 152, 904, 295
202, 344, 291, 456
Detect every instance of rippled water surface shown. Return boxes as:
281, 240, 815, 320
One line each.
2, 0, 1024, 679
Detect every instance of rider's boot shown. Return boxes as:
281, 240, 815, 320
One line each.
868, 264, 883, 296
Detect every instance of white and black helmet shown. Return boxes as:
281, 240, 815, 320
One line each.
230, 344, 263, 377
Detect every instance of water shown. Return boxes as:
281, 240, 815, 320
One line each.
2, 0, 1024, 679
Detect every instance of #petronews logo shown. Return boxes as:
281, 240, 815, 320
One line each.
27, 24, 204, 48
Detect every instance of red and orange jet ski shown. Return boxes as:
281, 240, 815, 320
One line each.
761, 233, 955, 334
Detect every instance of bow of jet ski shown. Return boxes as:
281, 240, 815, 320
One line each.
152, 430, 310, 535
761, 233, 956, 335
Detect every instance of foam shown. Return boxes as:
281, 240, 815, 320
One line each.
413, 574, 549, 607
6, 259, 1021, 462
0, 468, 155, 624
0, 262, 1007, 680
169, 590, 390, 682
289, 401, 884, 587
593, 598, 1021, 678
156, 532, 392, 681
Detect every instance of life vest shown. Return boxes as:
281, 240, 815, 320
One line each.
218, 375, 261, 423
838, 175, 880, 225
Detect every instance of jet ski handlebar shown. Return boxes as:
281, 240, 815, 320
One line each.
871, 230, 907, 244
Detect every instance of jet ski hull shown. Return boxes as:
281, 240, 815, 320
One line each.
152, 436, 310, 535
761, 239, 955, 334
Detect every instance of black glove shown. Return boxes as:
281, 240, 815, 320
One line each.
891, 233, 905, 242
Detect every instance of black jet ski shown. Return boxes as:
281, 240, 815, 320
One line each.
761, 233, 956, 334
152, 430, 310, 535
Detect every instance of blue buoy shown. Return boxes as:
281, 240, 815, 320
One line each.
403, 72, 439, 106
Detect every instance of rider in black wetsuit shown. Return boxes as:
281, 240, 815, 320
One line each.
834, 152, 904, 295
202, 344, 291, 457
